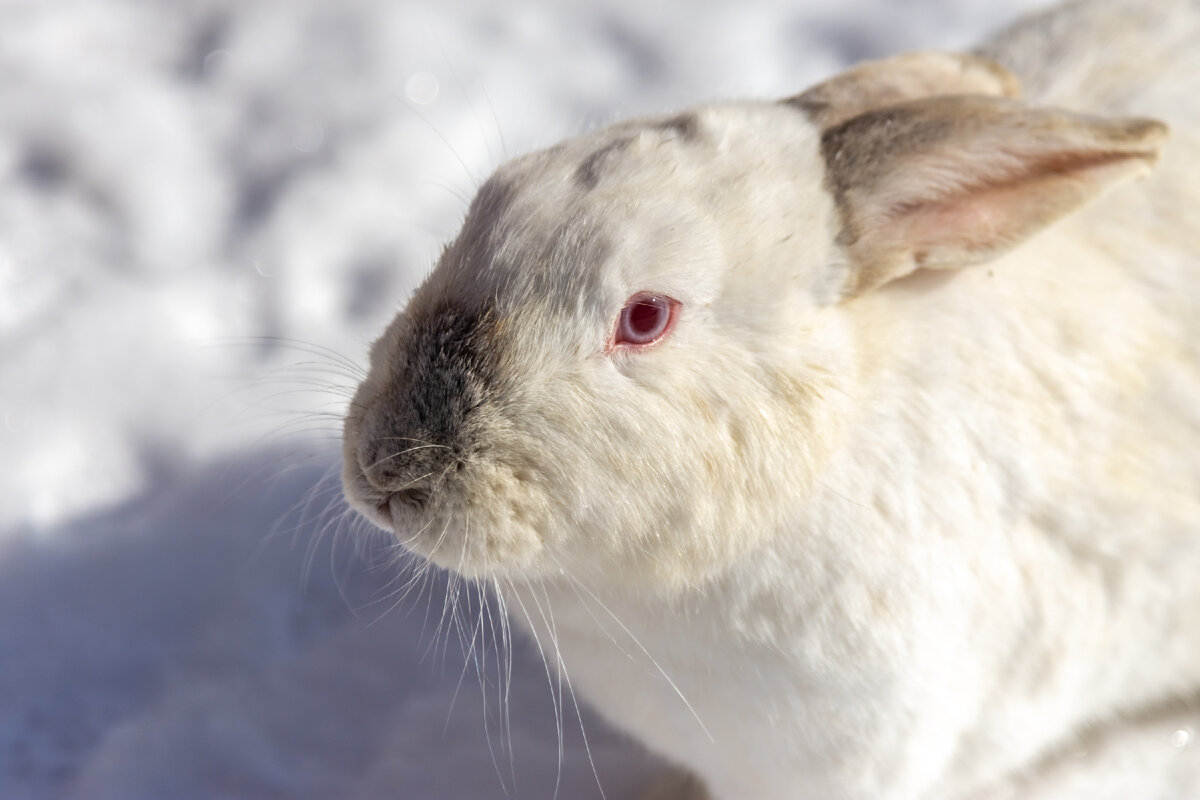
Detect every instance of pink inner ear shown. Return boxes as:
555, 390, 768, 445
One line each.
903, 184, 1029, 269
832, 96, 1166, 296
898, 152, 1153, 271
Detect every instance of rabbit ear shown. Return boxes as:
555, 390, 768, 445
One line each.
785, 52, 1022, 129
815, 95, 1168, 297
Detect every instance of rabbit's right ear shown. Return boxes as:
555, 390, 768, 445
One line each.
806, 95, 1167, 298
783, 51, 1165, 299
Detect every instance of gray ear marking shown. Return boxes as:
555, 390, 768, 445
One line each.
818, 99, 962, 209
778, 50, 1167, 299
807, 93, 1168, 298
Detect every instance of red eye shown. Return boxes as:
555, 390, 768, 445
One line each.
613, 293, 679, 348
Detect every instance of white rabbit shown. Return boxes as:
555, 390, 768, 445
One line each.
341, 0, 1200, 797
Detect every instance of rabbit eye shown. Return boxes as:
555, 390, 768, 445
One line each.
614, 293, 679, 348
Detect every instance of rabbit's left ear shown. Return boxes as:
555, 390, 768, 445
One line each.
802, 93, 1167, 297
786, 51, 1022, 128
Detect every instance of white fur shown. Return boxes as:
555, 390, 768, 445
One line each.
343, 1, 1200, 797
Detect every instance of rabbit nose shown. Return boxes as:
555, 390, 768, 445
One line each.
372, 481, 432, 530
359, 439, 440, 494
389, 484, 432, 513
355, 301, 498, 496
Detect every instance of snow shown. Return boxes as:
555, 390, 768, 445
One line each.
1, 1, 1196, 798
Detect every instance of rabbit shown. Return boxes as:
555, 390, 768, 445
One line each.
341, 0, 1200, 797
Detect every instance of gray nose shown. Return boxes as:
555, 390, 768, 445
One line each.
389, 484, 432, 512
356, 302, 498, 498
358, 435, 449, 497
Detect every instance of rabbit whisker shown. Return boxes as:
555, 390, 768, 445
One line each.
535, 575, 608, 800
506, 581, 567, 800
488, 574, 519, 788
550, 554, 714, 744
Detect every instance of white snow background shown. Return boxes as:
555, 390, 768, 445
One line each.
3, 1, 1199, 798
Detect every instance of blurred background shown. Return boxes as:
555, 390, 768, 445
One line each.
11, 1, 1195, 798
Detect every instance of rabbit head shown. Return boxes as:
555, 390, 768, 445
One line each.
342, 52, 1165, 590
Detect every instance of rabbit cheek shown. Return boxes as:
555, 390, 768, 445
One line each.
444, 459, 553, 576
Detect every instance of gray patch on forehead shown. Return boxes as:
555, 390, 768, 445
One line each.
656, 112, 702, 141
574, 114, 702, 190
575, 136, 634, 190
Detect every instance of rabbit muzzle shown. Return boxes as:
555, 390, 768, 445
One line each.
344, 301, 554, 575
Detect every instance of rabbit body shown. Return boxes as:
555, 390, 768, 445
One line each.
342, 1, 1200, 797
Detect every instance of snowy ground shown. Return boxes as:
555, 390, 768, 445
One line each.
2, 1, 1198, 798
